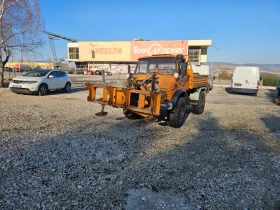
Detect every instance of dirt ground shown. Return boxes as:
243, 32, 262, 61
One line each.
0, 84, 279, 209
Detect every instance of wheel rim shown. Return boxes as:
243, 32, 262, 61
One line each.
66, 83, 71, 91
40, 85, 46, 95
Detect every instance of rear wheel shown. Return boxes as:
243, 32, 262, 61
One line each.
169, 97, 189, 128
38, 84, 48, 96
192, 91, 205, 115
64, 82, 71, 92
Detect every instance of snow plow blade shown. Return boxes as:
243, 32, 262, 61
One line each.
85, 83, 161, 117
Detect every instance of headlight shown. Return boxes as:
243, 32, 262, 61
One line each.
11, 80, 19, 84
173, 72, 179, 79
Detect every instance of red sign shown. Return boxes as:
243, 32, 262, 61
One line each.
131, 41, 188, 60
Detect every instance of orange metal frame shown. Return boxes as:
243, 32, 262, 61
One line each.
85, 83, 162, 116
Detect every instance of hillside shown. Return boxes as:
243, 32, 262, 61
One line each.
205, 62, 280, 77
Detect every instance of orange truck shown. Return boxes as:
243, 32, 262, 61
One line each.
86, 54, 209, 128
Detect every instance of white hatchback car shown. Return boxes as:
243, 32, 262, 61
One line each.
9, 69, 72, 96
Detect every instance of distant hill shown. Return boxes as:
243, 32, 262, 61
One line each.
204, 62, 280, 76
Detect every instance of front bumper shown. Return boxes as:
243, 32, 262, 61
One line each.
10, 87, 37, 94
9, 83, 39, 94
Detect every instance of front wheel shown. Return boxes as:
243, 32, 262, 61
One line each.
192, 91, 205, 115
168, 97, 190, 128
38, 84, 48, 96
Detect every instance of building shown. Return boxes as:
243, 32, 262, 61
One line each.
66, 39, 212, 73
5, 62, 69, 70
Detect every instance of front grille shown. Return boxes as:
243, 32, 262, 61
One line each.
10, 87, 28, 91
12, 80, 37, 84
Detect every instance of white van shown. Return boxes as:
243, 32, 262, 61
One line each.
231, 66, 260, 95
192, 64, 214, 92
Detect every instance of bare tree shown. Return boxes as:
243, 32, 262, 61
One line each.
0, 0, 45, 87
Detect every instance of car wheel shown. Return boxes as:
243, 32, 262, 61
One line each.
38, 84, 48, 96
64, 82, 71, 92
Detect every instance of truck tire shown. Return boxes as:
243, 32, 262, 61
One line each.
192, 91, 205, 115
205, 84, 210, 93
169, 97, 189, 128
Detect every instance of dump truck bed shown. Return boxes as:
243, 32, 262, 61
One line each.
191, 73, 209, 89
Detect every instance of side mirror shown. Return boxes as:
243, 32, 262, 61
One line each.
48, 75, 54, 78
213, 76, 216, 80
260, 76, 263, 81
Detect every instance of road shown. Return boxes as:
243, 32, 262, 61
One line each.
4, 71, 268, 87
213, 79, 231, 85
3, 71, 128, 87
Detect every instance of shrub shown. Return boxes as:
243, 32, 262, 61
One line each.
262, 77, 279, 86
219, 70, 232, 80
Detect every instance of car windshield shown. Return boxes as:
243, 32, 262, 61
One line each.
134, 58, 176, 74
24, 69, 51, 77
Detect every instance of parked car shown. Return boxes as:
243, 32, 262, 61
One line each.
4, 67, 13, 72
14, 64, 32, 72
9, 69, 72, 96
94, 70, 112, 76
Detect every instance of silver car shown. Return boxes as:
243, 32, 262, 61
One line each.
9, 69, 72, 96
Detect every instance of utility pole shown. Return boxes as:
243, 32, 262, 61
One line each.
210, 45, 226, 70
89, 43, 98, 73
210, 45, 226, 84
20, 49, 23, 63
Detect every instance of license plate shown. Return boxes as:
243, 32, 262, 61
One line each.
12, 85, 22, 88
234, 84, 242, 87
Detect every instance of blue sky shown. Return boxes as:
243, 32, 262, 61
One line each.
32, 0, 280, 64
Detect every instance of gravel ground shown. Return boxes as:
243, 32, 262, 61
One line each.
0, 85, 279, 210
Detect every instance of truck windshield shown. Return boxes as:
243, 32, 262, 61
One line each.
135, 58, 176, 74
24, 69, 51, 77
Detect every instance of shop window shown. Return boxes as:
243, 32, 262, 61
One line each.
69, 47, 79, 59
188, 49, 201, 62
